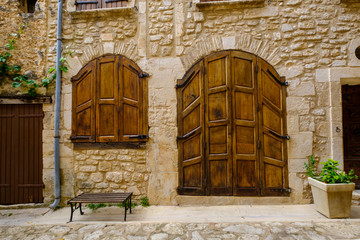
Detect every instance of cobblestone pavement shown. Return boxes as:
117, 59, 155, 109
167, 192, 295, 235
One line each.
1, 221, 360, 240
1, 205, 360, 239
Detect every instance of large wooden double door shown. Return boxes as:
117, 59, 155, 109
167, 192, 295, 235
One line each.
177, 51, 289, 196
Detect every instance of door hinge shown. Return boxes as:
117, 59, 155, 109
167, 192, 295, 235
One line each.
139, 73, 149, 78
129, 134, 149, 139
255, 64, 259, 73
269, 188, 291, 193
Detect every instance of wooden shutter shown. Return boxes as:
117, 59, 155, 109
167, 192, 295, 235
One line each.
204, 52, 232, 195
258, 58, 289, 196
231, 52, 260, 196
75, 0, 98, 11
119, 57, 147, 142
177, 61, 205, 195
71, 62, 96, 142
95, 55, 119, 142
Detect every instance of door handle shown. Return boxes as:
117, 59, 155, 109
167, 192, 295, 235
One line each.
269, 130, 290, 140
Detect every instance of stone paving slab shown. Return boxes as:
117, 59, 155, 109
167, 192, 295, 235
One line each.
1, 222, 360, 240
1, 205, 360, 239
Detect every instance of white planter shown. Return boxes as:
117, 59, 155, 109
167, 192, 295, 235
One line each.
308, 177, 355, 218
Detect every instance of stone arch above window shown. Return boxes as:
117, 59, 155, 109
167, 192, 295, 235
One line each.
70, 55, 149, 143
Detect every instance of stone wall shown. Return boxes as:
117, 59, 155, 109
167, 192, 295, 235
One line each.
0, 0, 49, 95
1, 0, 360, 206
73, 149, 149, 200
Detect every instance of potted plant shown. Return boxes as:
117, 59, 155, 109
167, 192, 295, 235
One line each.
305, 156, 358, 218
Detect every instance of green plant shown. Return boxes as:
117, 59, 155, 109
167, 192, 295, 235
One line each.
305, 156, 358, 184
8, 213, 12, 216
116, 202, 138, 209
86, 203, 108, 210
304, 155, 317, 178
0, 23, 73, 96
140, 196, 150, 207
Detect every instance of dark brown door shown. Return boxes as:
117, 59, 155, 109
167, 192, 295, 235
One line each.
342, 84, 360, 188
177, 50, 289, 196
0, 104, 44, 204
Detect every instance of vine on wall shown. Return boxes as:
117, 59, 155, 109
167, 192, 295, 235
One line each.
0, 24, 72, 96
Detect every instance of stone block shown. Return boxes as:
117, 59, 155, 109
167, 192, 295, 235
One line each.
299, 116, 315, 132
106, 172, 123, 183
288, 158, 307, 173
287, 97, 310, 115
288, 132, 313, 159
147, 172, 178, 205
244, 7, 279, 19
293, 82, 315, 96
90, 173, 103, 182
99, 161, 112, 171
287, 115, 299, 134
222, 37, 235, 50
101, 33, 114, 41
193, 12, 204, 22
79, 165, 97, 172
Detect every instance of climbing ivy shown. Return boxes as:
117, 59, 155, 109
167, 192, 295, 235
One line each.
0, 24, 72, 96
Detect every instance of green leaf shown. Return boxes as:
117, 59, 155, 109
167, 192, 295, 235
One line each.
59, 65, 68, 72
12, 82, 22, 88
11, 65, 21, 71
48, 67, 55, 73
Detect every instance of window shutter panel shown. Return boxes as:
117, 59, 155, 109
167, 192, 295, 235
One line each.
257, 58, 289, 196
95, 55, 119, 142
119, 57, 148, 142
71, 62, 96, 142
177, 61, 205, 195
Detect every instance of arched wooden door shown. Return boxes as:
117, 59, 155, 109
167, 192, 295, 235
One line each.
177, 50, 289, 196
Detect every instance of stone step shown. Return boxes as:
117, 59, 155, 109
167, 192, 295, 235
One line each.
352, 190, 360, 205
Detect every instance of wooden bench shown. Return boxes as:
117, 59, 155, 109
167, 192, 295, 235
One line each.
67, 192, 133, 222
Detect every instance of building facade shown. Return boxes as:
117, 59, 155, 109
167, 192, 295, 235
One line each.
0, 0, 360, 206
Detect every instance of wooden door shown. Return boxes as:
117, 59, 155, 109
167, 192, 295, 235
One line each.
0, 104, 44, 204
177, 61, 205, 195
342, 84, 360, 188
258, 59, 289, 196
177, 50, 288, 196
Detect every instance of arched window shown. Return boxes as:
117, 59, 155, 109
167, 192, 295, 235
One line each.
70, 55, 148, 143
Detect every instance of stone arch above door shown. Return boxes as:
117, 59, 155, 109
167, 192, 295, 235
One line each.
177, 50, 289, 197
180, 34, 281, 71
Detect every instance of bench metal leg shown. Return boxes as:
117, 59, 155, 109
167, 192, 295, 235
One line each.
124, 202, 127, 221
69, 203, 74, 222
79, 203, 84, 215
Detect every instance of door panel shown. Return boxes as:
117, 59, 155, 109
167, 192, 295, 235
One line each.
232, 52, 259, 196
205, 52, 232, 195
177, 62, 205, 195
258, 59, 289, 196
177, 50, 288, 197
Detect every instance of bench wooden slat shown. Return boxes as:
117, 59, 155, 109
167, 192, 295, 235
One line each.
67, 192, 133, 222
